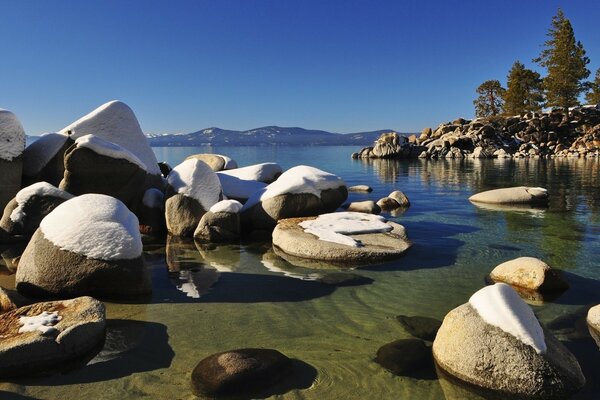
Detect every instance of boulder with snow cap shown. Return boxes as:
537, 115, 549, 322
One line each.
185, 154, 238, 172
432, 283, 585, 398
16, 194, 151, 298
241, 166, 348, 231
218, 162, 282, 183
194, 200, 242, 243
0, 296, 105, 376
469, 187, 549, 205
165, 158, 223, 236
59, 134, 148, 210
216, 173, 267, 202
0, 109, 25, 213
0, 182, 73, 238
22, 133, 73, 187
272, 212, 411, 264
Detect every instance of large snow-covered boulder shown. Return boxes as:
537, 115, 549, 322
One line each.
22, 133, 72, 187
469, 187, 549, 205
0, 296, 105, 376
218, 162, 282, 183
0, 109, 25, 213
165, 159, 223, 236
194, 200, 242, 243
185, 154, 237, 172
59, 100, 161, 175
273, 212, 411, 264
489, 257, 569, 292
433, 283, 585, 398
241, 165, 347, 231
0, 182, 73, 237
59, 134, 148, 210
216, 173, 267, 202
16, 194, 151, 298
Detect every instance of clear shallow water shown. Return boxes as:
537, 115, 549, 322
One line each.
1, 146, 599, 399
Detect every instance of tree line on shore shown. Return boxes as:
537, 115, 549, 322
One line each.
474, 9, 600, 118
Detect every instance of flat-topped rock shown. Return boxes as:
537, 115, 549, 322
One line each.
489, 257, 569, 292
272, 212, 411, 264
348, 185, 372, 192
469, 186, 548, 205
0, 296, 105, 377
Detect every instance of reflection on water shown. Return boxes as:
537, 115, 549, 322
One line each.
1, 147, 599, 399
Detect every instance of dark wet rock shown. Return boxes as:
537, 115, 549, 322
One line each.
22, 133, 73, 187
0, 296, 105, 377
374, 339, 433, 377
316, 272, 373, 287
158, 161, 172, 177
191, 348, 292, 398
396, 315, 442, 341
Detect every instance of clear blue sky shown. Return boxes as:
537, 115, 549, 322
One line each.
1, 0, 599, 135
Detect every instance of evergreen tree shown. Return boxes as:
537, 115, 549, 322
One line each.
534, 9, 590, 114
473, 80, 505, 117
585, 68, 600, 105
503, 61, 544, 115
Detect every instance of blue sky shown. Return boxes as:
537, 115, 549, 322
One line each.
1, 0, 599, 135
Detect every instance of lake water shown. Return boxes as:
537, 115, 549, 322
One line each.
1, 146, 599, 399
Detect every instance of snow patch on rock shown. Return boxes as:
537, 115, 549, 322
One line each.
243, 165, 345, 210
209, 200, 243, 214
469, 283, 546, 354
219, 162, 282, 182
22, 133, 68, 176
298, 212, 392, 247
10, 182, 74, 223
59, 100, 160, 174
0, 109, 25, 161
75, 134, 147, 170
40, 194, 142, 260
167, 158, 222, 210
19, 311, 62, 335
216, 173, 267, 200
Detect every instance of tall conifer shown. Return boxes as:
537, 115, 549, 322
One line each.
585, 68, 600, 105
474, 80, 505, 117
503, 61, 544, 115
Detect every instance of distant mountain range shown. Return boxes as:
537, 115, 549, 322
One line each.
146, 126, 411, 146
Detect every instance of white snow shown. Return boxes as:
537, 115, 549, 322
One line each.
75, 134, 147, 170
10, 182, 74, 223
167, 158, 223, 210
59, 100, 161, 175
218, 155, 237, 169
40, 193, 142, 260
469, 283, 546, 354
216, 173, 267, 200
22, 132, 68, 176
298, 212, 392, 247
142, 188, 164, 209
209, 199, 243, 214
242, 165, 345, 210
0, 109, 25, 161
219, 162, 282, 182
18, 311, 62, 335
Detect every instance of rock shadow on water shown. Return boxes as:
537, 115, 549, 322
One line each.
0, 392, 39, 400
547, 272, 600, 306
11, 319, 174, 386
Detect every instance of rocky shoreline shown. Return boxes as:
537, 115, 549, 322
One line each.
352, 105, 600, 160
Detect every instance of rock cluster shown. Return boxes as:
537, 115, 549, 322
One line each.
353, 105, 600, 159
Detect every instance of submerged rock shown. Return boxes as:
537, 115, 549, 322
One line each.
0, 296, 105, 377
191, 348, 292, 398
433, 284, 585, 398
489, 257, 569, 292
375, 339, 433, 377
396, 315, 442, 342
316, 272, 373, 287
469, 187, 549, 205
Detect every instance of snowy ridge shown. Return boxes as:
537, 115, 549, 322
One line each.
218, 155, 237, 169
299, 212, 392, 247
242, 165, 345, 210
209, 200, 243, 214
218, 162, 282, 182
216, 173, 266, 200
40, 194, 143, 260
59, 100, 161, 174
0, 109, 25, 161
469, 283, 546, 354
75, 134, 147, 170
167, 158, 223, 210
10, 182, 73, 223
22, 133, 68, 176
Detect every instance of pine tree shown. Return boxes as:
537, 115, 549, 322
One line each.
503, 61, 544, 115
585, 68, 600, 105
534, 9, 590, 114
473, 80, 505, 117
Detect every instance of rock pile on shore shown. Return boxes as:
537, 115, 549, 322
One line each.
353, 105, 600, 160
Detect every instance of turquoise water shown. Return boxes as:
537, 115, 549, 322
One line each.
1, 146, 599, 399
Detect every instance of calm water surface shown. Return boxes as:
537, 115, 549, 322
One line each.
1, 146, 599, 399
